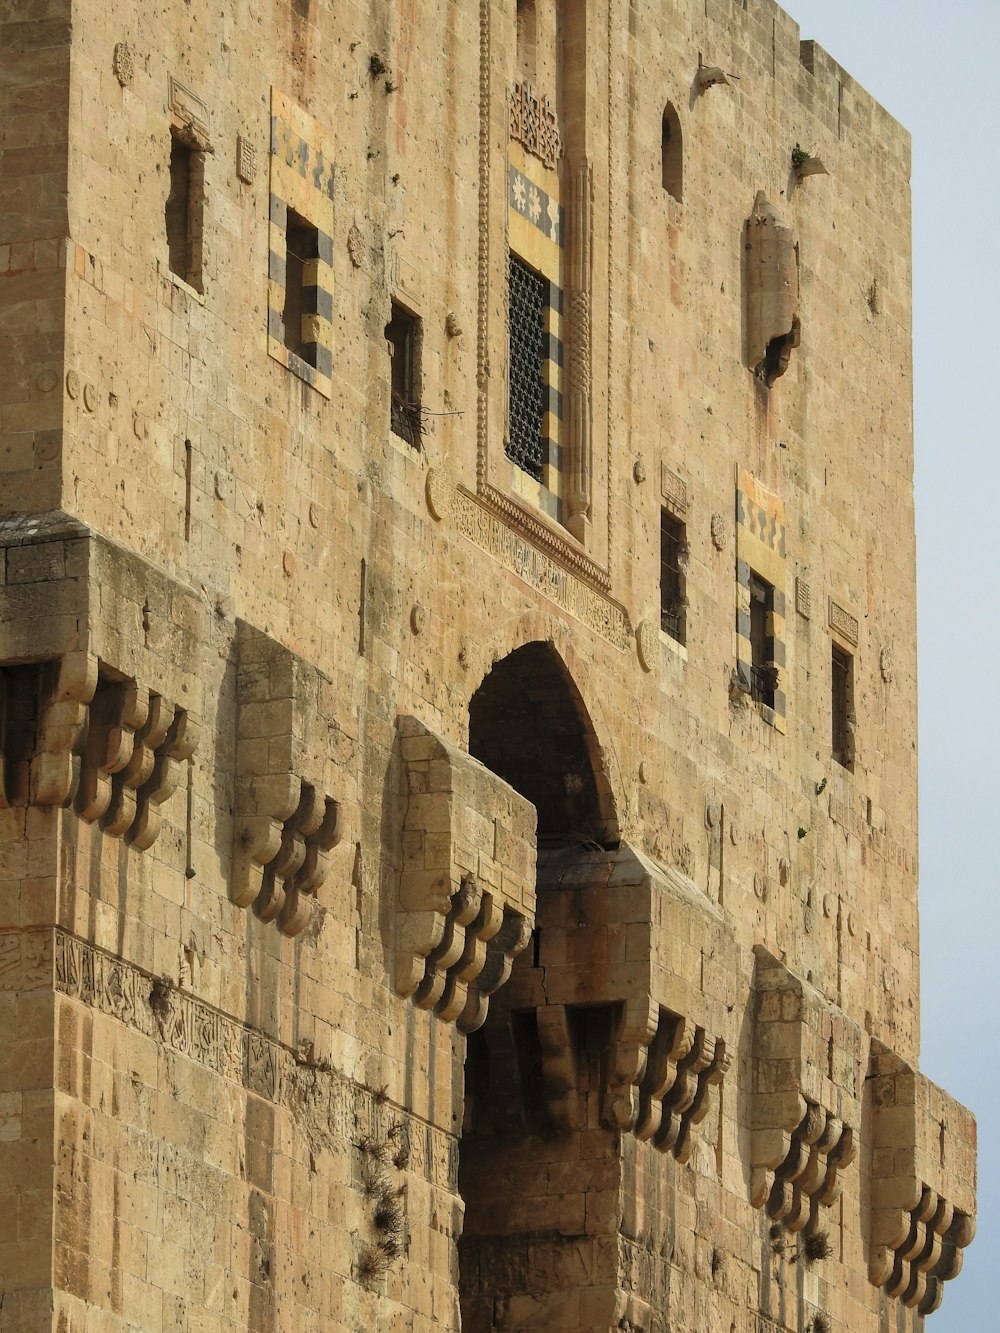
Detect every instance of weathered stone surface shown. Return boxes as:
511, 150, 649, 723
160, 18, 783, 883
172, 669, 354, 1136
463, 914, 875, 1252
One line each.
0, 0, 976, 1329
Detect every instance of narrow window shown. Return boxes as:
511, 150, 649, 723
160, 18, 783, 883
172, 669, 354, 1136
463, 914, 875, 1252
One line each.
283, 209, 320, 367
516, 0, 537, 78
507, 252, 547, 481
165, 132, 204, 292
661, 103, 683, 203
832, 644, 855, 769
748, 572, 776, 708
660, 511, 686, 644
386, 304, 422, 447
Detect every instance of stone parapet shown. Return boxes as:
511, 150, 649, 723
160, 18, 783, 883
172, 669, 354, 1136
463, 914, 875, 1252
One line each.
494, 842, 737, 1161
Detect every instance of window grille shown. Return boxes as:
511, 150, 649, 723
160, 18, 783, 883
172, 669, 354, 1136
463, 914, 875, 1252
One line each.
832, 644, 854, 768
386, 305, 422, 446
507, 253, 546, 480
660, 511, 686, 643
749, 573, 775, 708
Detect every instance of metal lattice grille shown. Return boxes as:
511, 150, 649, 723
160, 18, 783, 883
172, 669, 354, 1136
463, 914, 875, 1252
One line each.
507, 254, 546, 480
660, 512, 686, 643
748, 573, 776, 708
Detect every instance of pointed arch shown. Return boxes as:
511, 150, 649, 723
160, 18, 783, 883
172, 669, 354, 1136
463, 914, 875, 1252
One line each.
468, 639, 619, 847
661, 100, 683, 202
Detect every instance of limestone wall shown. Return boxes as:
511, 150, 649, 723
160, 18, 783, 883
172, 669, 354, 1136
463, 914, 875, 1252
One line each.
0, 0, 974, 1330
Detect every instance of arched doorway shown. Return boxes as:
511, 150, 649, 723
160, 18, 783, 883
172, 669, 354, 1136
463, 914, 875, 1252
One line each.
459, 641, 623, 1330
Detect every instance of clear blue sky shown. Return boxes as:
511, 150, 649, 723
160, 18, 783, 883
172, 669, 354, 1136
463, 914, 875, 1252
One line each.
780, 2, 995, 1325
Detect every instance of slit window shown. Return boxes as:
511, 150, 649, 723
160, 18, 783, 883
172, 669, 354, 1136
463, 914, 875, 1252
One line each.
748, 572, 776, 708
660, 511, 686, 644
661, 102, 683, 202
165, 132, 204, 292
832, 644, 855, 769
507, 252, 547, 481
283, 209, 320, 368
386, 304, 422, 447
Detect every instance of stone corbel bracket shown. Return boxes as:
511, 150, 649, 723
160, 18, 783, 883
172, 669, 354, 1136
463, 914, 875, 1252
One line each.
869, 1040, 976, 1315
751, 948, 861, 1234
394, 716, 536, 1034
0, 650, 199, 850
489, 841, 737, 1162
232, 621, 343, 937
0, 520, 204, 850
604, 996, 730, 1163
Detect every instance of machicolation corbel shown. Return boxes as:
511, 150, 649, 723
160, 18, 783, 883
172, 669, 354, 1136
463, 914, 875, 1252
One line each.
751, 949, 861, 1236
744, 191, 800, 385
393, 716, 536, 1033
231, 621, 343, 936
868, 1040, 976, 1314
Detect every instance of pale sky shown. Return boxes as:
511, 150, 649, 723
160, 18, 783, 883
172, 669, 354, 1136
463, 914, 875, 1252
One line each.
774, 1, 995, 1324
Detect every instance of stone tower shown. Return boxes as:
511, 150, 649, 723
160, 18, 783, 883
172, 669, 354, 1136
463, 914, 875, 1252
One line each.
0, 0, 976, 1330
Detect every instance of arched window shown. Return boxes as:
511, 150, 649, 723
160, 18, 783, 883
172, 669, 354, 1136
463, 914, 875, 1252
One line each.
661, 101, 683, 202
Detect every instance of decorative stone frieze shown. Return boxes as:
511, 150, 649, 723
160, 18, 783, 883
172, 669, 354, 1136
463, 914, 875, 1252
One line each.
509, 79, 562, 170
751, 949, 862, 1234
394, 716, 536, 1032
231, 621, 343, 936
868, 1041, 976, 1314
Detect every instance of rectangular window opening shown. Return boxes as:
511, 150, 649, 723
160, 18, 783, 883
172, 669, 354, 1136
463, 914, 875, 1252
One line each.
507, 252, 547, 482
165, 133, 204, 292
748, 572, 777, 708
660, 511, 686, 644
832, 643, 855, 769
386, 304, 422, 447
283, 208, 320, 368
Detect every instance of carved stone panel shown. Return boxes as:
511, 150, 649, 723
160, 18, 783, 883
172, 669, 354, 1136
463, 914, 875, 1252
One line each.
868, 1041, 976, 1315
